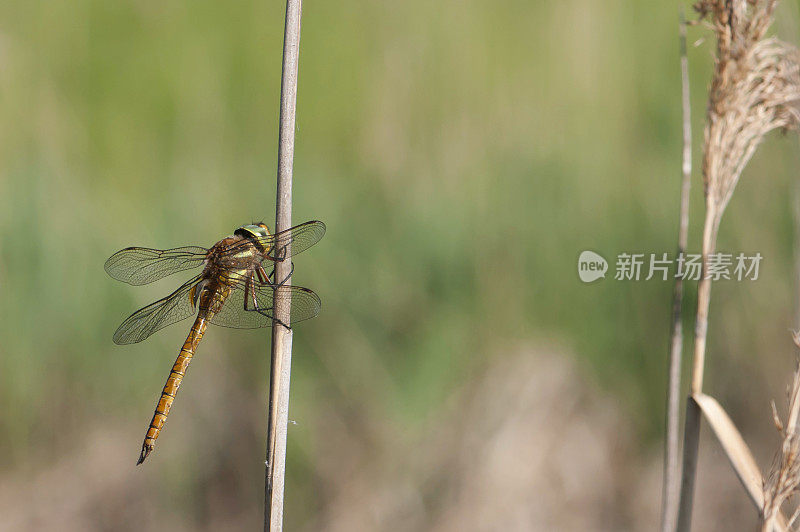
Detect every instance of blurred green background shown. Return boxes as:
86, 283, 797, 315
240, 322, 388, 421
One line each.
2, 1, 800, 530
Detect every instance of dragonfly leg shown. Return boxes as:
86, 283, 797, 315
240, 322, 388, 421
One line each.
263, 261, 293, 287
273, 262, 294, 288
270, 263, 293, 330
272, 316, 292, 331
250, 265, 293, 330
256, 263, 272, 285
245, 274, 261, 312
271, 243, 289, 262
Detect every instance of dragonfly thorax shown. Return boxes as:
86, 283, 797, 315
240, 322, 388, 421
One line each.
204, 235, 263, 277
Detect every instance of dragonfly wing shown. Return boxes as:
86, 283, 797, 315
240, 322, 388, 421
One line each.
209, 281, 321, 329
105, 246, 207, 285
112, 276, 201, 344
259, 220, 326, 262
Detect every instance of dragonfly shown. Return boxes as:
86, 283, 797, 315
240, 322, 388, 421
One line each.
105, 220, 325, 465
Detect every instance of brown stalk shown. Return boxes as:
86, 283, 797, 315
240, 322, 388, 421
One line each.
265, 0, 303, 530
661, 12, 693, 532
676, 1, 800, 530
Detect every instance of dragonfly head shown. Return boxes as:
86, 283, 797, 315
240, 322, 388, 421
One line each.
234, 223, 272, 251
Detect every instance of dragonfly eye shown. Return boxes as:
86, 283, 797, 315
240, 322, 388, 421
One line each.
234, 224, 270, 239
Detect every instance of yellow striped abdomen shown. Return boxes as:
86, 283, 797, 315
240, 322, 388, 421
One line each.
136, 277, 235, 465
137, 315, 208, 465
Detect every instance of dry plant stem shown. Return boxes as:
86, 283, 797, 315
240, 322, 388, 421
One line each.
677, 396, 702, 532
694, 394, 769, 512
661, 13, 693, 532
692, 207, 718, 396
676, 206, 719, 532
265, 0, 302, 530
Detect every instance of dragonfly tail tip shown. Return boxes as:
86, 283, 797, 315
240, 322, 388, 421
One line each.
137, 443, 152, 465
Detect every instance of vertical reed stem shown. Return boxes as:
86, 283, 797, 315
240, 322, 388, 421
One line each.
692, 207, 718, 396
661, 12, 692, 532
676, 205, 719, 531
265, 0, 303, 530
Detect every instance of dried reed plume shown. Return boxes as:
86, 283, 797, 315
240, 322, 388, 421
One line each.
693, 0, 800, 393
762, 333, 800, 531
676, 1, 800, 529
696, 0, 800, 252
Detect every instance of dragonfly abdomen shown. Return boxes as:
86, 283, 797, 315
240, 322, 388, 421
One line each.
137, 315, 208, 465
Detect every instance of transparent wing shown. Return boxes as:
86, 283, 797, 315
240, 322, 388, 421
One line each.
105, 246, 207, 286
264, 220, 326, 261
209, 281, 321, 329
112, 276, 201, 345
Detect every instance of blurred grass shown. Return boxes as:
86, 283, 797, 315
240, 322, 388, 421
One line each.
1, 0, 800, 528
